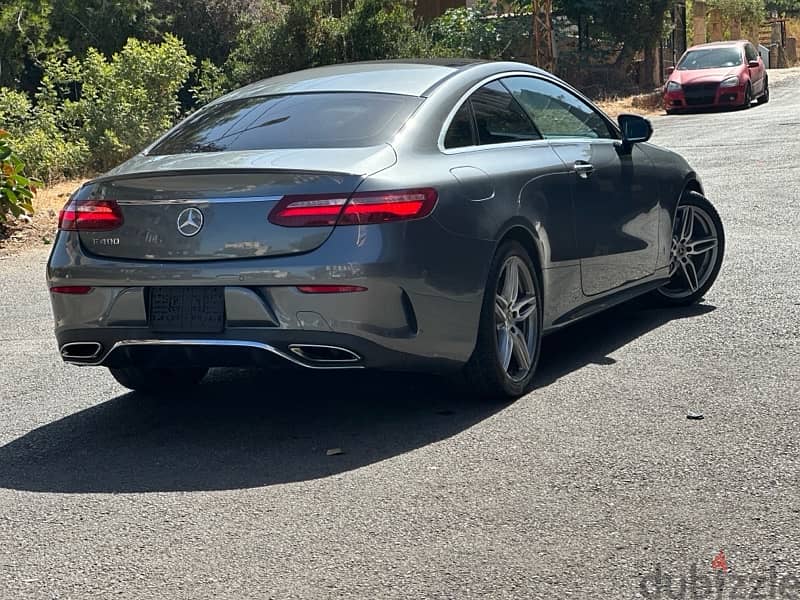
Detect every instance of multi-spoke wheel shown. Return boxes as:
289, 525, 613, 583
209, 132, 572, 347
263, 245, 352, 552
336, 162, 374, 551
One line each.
653, 191, 724, 305
464, 241, 542, 400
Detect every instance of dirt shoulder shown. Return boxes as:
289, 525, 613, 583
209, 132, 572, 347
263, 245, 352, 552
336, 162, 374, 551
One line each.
0, 179, 86, 258
596, 92, 664, 120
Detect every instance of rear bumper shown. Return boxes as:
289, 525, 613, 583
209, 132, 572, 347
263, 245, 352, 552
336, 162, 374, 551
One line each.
55, 328, 461, 372
47, 221, 495, 372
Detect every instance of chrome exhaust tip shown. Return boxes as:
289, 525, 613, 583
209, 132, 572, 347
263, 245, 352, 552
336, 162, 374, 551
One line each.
61, 342, 103, 360
288, 344, 361, 363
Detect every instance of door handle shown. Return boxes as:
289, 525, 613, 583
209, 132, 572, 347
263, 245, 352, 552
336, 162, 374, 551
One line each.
573, 161, 594, 179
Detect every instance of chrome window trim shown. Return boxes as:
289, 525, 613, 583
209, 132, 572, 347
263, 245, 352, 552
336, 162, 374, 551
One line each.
437, 71, 621, 155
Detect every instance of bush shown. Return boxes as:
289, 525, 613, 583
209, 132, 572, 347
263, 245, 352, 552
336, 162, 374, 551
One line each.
225, 0, 437, 87
429, 3, 505, 59
342, 0, 435, 61
59, 35, 195, 170
225, 1, 340, 86
0, 130, 40, 223
0, 86, 88, 183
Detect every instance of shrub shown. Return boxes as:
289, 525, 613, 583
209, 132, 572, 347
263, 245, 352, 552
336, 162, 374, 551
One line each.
0, 130, 40, 223
225, 0, 437, 87
429, 3, 505, 59
40, 35, 195, 171
0, 86, 88, 183
342, 0, 435, 61
225, 1, 341, 86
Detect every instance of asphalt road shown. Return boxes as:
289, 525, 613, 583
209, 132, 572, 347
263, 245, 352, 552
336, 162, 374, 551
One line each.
2, 70, 799, 600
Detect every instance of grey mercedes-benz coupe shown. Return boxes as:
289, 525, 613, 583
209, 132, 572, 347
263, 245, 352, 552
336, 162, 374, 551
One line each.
47, 59, 724, 399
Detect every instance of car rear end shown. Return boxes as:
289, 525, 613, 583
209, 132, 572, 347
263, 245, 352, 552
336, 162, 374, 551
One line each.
46, 87, 475, 376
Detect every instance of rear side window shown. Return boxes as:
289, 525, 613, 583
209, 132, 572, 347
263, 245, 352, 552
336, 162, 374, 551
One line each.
469, 81, 541, 145
149, 92, 423, 154
444, 102, 476, 148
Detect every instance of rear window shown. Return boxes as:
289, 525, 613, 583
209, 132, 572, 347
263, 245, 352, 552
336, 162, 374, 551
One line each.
149, 92, 423, 155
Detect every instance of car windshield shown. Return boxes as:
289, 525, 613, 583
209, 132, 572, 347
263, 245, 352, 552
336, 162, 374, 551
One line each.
149, 92, 423, 154
678, 47, 743, 70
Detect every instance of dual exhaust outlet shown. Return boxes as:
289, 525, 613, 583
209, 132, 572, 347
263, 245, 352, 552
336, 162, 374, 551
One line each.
60, 341, 361, 367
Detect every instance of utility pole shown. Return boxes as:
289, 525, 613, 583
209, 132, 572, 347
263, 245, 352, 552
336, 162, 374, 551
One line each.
532, 0, 555, 72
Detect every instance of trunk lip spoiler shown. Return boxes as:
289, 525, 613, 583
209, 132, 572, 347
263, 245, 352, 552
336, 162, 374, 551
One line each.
115, 196, 284, 206
86, 167, 362, 186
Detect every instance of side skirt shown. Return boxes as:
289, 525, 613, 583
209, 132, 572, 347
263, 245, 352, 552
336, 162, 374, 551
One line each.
544, 276, 669, 334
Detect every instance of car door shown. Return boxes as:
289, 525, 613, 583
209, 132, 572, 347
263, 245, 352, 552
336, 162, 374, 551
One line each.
745, 43, 765, 94
437, 80, 576, 263
502, 76, 661, 296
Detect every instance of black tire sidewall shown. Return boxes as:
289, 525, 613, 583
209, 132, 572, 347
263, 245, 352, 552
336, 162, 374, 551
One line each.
466, 240, 543, 399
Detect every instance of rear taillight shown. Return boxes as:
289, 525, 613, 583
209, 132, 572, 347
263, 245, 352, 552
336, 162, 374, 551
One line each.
50, 286, 93, 294
296, 285, 367, 294
267, 194, 349, 227
58, 199, 124, 231
268, 188, 437, 227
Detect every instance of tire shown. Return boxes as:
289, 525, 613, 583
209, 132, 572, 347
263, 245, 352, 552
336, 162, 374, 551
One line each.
651, 191, 725, 307
109, 366, 208, 393
462, 240, 543, 400
757, 77, 769, 104
741, 83, 752, 109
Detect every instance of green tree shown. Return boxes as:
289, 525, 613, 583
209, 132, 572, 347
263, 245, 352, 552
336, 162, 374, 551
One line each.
0, 0, 54, 89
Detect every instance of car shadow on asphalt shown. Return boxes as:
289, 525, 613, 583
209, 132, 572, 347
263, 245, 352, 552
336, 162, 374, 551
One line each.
534, 300, 716, 388
0, 301, 715, 494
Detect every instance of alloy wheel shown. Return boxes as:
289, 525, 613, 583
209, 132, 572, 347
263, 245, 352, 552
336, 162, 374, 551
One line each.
494, 256, 539, 382
659, 204, 720, 299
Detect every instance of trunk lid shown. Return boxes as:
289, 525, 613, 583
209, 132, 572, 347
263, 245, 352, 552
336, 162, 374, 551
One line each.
77, 146, 395, 261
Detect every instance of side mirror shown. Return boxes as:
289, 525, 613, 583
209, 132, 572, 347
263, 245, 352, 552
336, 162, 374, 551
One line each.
666, 66, 675, 74
617, 113, 653, 154
748, 60, 759, 68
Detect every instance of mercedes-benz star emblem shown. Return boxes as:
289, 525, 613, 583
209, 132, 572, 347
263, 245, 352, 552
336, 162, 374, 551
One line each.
176, 207, 203, 237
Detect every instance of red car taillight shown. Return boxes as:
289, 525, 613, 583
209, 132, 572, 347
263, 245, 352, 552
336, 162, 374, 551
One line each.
268, 188, 438, 227
296, 285, 367, 293
50, 286, 93, 294
58, 199, 124, 231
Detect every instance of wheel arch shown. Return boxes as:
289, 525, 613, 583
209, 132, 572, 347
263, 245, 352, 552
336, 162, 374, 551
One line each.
495, 222, 545, 294
682, 176, 704, 197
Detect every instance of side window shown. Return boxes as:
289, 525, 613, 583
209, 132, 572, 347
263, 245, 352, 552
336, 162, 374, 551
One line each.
745, 44, 757, 62
444, 102, 475, 149
502, 76, 616, 140
468, 81, 541, 145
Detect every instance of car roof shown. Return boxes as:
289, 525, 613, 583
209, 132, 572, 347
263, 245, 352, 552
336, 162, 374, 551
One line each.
687, 40, 748, 51
214, 60, 490, 103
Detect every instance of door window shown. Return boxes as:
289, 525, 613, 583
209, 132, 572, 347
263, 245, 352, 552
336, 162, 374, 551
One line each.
501, 76, 616, 140
745, 44, 758, 62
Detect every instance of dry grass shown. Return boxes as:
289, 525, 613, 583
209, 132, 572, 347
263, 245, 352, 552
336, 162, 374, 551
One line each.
596, 91, 664, 119
0, 178, 86, 257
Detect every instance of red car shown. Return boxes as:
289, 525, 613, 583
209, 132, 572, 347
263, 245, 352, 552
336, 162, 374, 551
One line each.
663, 40, 769, 114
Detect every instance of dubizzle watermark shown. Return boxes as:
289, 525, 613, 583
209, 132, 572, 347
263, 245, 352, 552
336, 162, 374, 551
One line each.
639, 550, 800, 599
